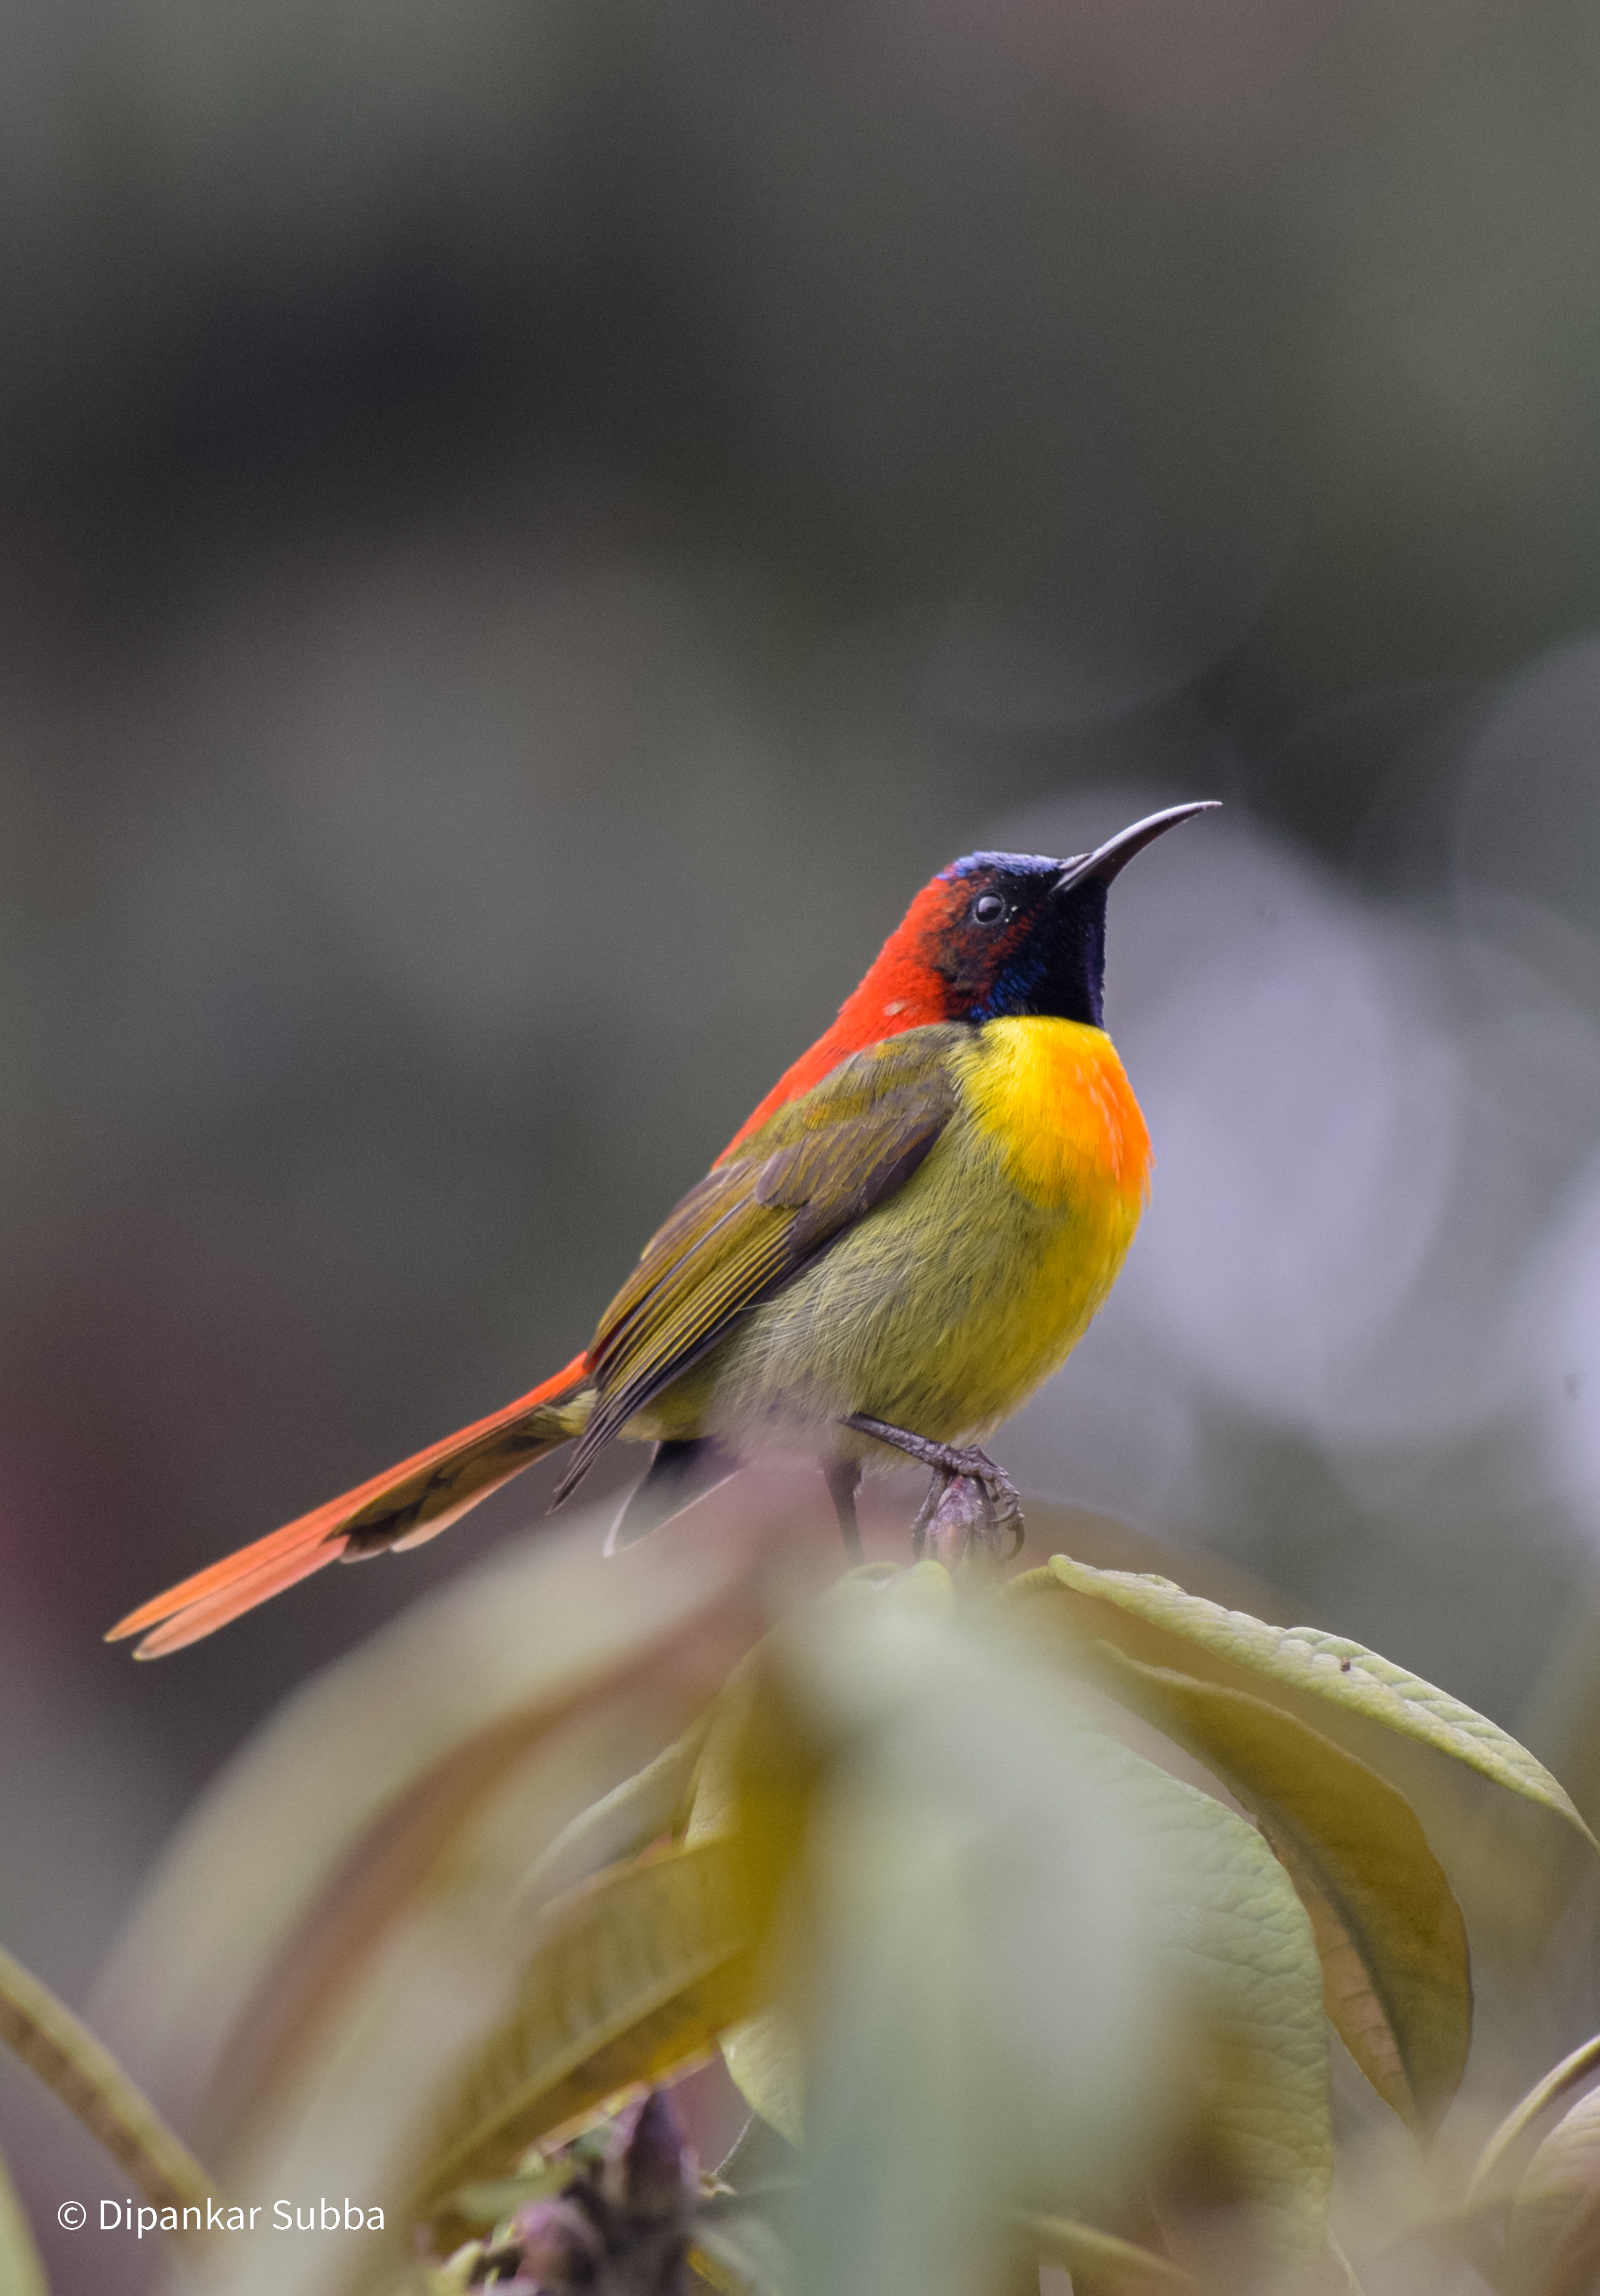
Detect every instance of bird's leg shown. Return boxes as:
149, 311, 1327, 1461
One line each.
842, 1416, 1024, 1562
824, 1459, 865, 1566
908, 1475, 943, 1562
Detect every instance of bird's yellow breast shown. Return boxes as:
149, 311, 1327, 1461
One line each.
641, 1015, 1154, 1457
892, 1016, 1151, 1436
955, 1015, 1152, 1212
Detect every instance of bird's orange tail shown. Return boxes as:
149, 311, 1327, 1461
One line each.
106, 1355, 594, 1658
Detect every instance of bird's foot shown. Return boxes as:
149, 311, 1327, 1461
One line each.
842, 1416, 1023, 1565
908, 1452, 1025, 1564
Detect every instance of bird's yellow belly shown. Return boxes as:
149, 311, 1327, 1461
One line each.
640, 1017, 1150, 1457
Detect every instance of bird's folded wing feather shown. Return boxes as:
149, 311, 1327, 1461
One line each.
553, 1025, 967, 1495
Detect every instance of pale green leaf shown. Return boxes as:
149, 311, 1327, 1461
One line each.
722, 2008, 805, 2148
714, 2109, 800, 2188
1018, 2211, 1198, 2291
1465, 2033, 1600, 2212
412, 1840, 760, 2243
691, 2213, 794, 2295
1008, 1557, 1594, 1845
1077, 1643, 1471, 2131
520, 1713, 714, 1904
687, 1656, 764, 1848
429, 2156, 567, 2233
682, 1561, 949, 1852
1317, 2234, 1366, 2294
1068, 1731, 1334, 2291
695, 1570, 967, 2156
93, 1504, 768, 2147
0, 1941, 209, 2208
1505, 2079, 1600, 2296
739, 1567, 1337, 2296
0, 2143, 47, 2296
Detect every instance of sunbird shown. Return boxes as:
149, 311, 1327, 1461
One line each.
109, 801, 1215, 1657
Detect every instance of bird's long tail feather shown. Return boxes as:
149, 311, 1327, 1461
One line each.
106, 1354, 594, 1659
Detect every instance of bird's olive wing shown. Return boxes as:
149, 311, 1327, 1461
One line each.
553, 1027, 968, 1495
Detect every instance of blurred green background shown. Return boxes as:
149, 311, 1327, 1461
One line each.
9, 3, 1600, 2286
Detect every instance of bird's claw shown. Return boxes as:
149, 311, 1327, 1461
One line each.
836, 1420, 1018, 1564
842, 1414, 1025, 1565
910, 1455, 1023, 1564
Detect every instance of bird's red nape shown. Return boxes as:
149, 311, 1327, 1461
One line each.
720, 874, 969, 1156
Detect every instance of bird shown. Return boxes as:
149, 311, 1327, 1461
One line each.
108, 800, 1215, 1657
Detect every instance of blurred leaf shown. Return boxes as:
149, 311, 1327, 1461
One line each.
1078, 1642, 1471, 2132
777, 1578, 1334, 2296
721, 2008, 805, 2148
1504, 2080, 1600, 2296
412, 1840, 760, 2245
686, 1656, 762, 1847
675, 1564, 1334, 2292
1074, 1736, 1334, 2291
92, 1505, 768, 2147
678, 1628, 820, 2155
0, 1940, 209, 2208
1317, 2235, 1365, 2294
684, 1567, 949, 1850
0, 2143, 48, 2296
1465, 2033, 1600, 2212
690, 2240, 749, 2294
690, 2214, 794, 2294
213, 1708, 659, 2144
1018, 2211, 1198, 2291
712, 2109, 801, 2191
521, 1715, 714, 1905
1009, 1558, 1594, 1845
433, 2156, 567, 2233
349, 1559, 1356, 2292
689, 1572, 962, 2156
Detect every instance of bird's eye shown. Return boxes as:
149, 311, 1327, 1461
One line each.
971, 892, 1006, 925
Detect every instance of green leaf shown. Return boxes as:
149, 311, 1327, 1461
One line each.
0, 1941, 209, 2208
692, 1569, 969, 2156
428, 2157, 567, 2234
1071, 1735, 1334, 2290
95, 1503, 766, 2150
1317, 2235, 1366, 2294
1465, 2033, 1600, 2211
411, 1840, 760, 2243
799, 1707, 1331, 2291
679, 1628, 828, 2156
1076, 1642, 1471, 2132
690, 2214, 794, 2295
1008, 1557, 1594, 1846
683, 1570, 942, 1853
692, 1566, 1338, 2296
1017, 2211, 1198, 2292
713, 2110, 801, 2189
1505, 2079, 1600, 2296
520, 1713, 714, 1904
722, 2008, 805, 2148
0, 2143, 48, 2296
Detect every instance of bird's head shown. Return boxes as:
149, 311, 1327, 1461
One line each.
719, 802, 1218, 1157
895, 801, 1219, 1030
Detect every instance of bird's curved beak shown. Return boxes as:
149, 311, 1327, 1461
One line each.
1054, 800, 1220, 895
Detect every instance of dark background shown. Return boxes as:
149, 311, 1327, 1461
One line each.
9, 4, 1600, 2286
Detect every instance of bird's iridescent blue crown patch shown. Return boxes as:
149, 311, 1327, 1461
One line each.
940, 850, 1069, 882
